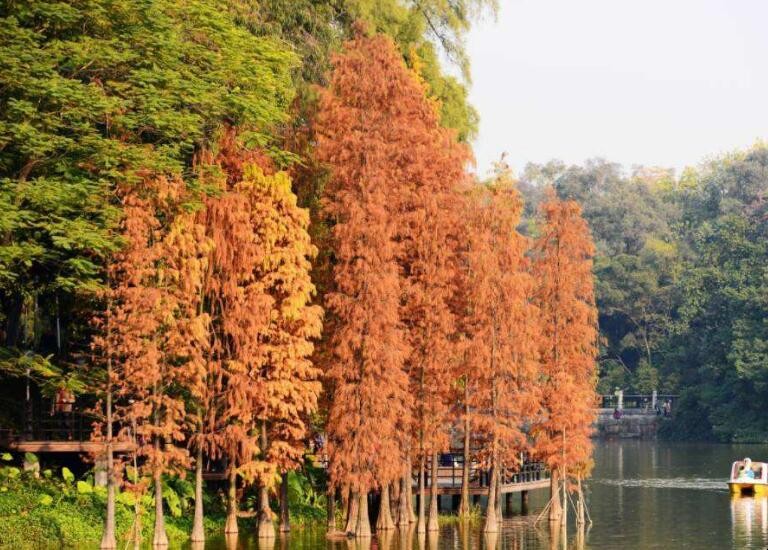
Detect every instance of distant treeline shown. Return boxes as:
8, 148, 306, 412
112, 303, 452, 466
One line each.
518, 147, 768, 442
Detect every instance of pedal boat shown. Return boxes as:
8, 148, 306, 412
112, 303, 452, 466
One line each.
729, 460, 768, 496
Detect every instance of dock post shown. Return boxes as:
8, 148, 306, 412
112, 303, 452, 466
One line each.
504, 492, 513, 516
520, 490, 529, 515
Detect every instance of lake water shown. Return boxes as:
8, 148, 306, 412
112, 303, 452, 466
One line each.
205, 440, 768, 549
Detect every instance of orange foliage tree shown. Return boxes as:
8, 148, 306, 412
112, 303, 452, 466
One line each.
531, 191, 599, 524
463, 166, 542, 533
244, 166, 323, 538
194, 142, 321, 538
394, 73, 470, 536
96, 175, 192, 548
316, 30, 413, 538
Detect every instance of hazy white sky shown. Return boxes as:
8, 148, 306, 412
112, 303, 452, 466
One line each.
466, 0, 768, 178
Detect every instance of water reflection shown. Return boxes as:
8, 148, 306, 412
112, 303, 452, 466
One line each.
197, 441, 768, 550
730, 496, 768, 547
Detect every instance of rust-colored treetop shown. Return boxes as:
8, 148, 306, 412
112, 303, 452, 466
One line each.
532, 190, 599, 477
463, 166, 541, 467
194, 135, 322, 489
98, 175, 193, 476
244, 165, 323, 477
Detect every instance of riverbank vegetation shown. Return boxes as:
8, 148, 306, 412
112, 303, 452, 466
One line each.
13, 0, 768, 547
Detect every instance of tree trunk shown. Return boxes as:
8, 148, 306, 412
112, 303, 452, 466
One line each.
376, 483, 395, 530
190, 446, 205, 543
257, 483, 275, 539
225, 468, 238, 534
416, 455, 426, 534
152, 470, 169, 547
99, 373, 116, 549
131, 495, 142, 550
345, 490, 359, 534
257, 421, 275, 539
458, 393, 471, 519
406, 457, 416, 523
483, 464, 499, 533
279, 472, 290, 532
548, 469, 562, 523
397, 473, 410, 527
427, 453, 439, 532
355, 491, 372, 538
576, 476, 585, 526
495, 463, 502, 522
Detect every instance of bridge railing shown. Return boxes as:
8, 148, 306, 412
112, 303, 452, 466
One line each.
600, 393, 678, 411
417, 453, 548, 489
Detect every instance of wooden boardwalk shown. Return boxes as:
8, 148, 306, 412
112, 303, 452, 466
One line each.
3, 440, 135, 454
422, 456, 550, 495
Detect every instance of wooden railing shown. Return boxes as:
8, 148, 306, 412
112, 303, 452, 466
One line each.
0, 398, 96, 443
416, 453, 548, 491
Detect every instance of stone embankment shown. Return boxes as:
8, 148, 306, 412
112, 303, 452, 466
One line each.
594, 409, 663, 439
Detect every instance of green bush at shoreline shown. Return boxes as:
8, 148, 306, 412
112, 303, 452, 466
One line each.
0, 455, 326, 549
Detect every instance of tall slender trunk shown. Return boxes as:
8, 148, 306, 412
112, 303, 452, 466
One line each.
406, 456, 416, 523
355, 491, 372, 538
190, 446, 205, 542
345, 490, 359, 534
548, 469, 562, 523
130, 420, 141, 550
100, 351, 116, 550
257, 483, 275, 538
279, 472, 290, 532
458, 386, 471, 519
151, 379, 168, 548
576, 476, 585, 526
427, 453, 439, 531
484, 324, 500, 535
225, 468, 238, 534
483, 462, 499, 533
376, 483, 395, 530
416, 455, 426, 534
152, 468, 169, 547
257, 422, 275, 539
397, 473, 410, 527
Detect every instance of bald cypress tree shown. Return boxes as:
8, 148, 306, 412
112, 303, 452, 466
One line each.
531, 191, 599, 524
463, 166, 542, 533
316, 30, 416, 538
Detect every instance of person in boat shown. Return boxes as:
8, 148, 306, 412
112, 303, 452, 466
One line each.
739, 458, 756, 480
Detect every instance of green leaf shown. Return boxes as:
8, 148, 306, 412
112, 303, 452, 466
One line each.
76, 480, 93, 494
164, 486, 181, 517
23, 452, 38, 464
0, 453, 11, 461
38, 494, 53, 506
42, 469, 52, 479
61, 467, 75, 484
117, 491, 136, 506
